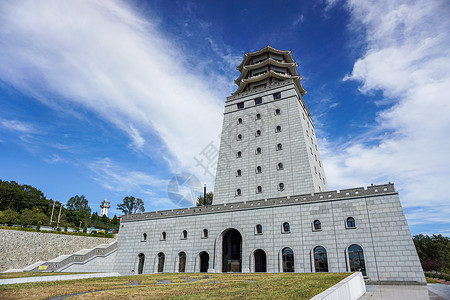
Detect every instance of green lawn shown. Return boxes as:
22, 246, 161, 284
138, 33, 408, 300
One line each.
0, 272, 351, 300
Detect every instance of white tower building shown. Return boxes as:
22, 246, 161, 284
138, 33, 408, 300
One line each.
100, 199, 110, 217
214, 46, 328, 205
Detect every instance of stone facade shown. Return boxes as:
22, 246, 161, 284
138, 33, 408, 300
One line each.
116, 184, 425, 284
214, 80, 327, 205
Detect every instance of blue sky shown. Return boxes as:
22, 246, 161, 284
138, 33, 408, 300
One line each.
0, 0, 449, 236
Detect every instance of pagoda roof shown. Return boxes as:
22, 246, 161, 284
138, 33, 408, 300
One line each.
237, 45, 295, 71
234, 58, 298, 85
234, 45, 306, 96
233, 70, 307, 95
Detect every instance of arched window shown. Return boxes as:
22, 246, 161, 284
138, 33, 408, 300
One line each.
347, 217, 356, 228
256, 113, 261, 120
279, 182, 285, 191
256, 224, 263, 234
237, 134, 242, 141
142, 233, 147, 241
256, 130, 261, 137
256, 148, 261, 154
238, 118, 242, 124
275, 108, 281, 115
257, 186, 262, 193
236, 169, 242, 177
256, 166, 262, 173
161, 232, 167, 240
157, 252, 165, 272
348, 244, 366, 276
277, 162, 284, 170
313, 220, 321, 231
283, 222, 290, 233
314, 246, 328, 272
236, 189, 241, 196
237, 151, 242, 158
203, 228, 208, 238
277, 143, 283, 151
282, 247, 294, 272
276, 125, 281, 132
182, 230, 187, 239
178, 252, 186, 272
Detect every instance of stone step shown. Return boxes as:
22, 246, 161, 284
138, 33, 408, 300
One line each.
22, 241, 117, 272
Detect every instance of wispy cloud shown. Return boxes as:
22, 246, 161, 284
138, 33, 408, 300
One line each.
322, 0, 450, 229
88, 157, 167, 197
0, 0, 224, 183
292, 14, 304, 27
0, 118, 37, 134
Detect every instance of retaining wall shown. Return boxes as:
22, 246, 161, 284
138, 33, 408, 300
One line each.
0, 229, 115, 272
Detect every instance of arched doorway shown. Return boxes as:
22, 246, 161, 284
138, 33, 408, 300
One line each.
348, 244, 366, 276
313, 246, 328, 272
199, 251, 209, 272
254, 249, 267, 272
178, 252, 186, 272
222, 228, 242, 272
138, 253, 145, 274
157, 252, 165, 272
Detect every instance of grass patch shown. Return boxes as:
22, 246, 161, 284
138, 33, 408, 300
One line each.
0, 272, 351, 300
426, 277, 441, 284
0, 272, 91, 280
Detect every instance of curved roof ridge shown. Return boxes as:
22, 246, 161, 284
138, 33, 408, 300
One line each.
237, 45, 295, 70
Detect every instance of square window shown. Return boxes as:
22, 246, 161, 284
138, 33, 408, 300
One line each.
273, 92, 281, 100
254, 97, 262, 105
237, 102, 244, 109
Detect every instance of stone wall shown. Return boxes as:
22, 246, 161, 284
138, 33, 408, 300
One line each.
0, 229, 115, 272
115, 189, 425, 283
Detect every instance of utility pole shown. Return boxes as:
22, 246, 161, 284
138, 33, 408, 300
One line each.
204, 184, 207, 207
57, 204, 63, 228
49, 201, 55, 225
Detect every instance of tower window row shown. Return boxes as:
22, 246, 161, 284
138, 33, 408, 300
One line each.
235, 183, 285, 196
235, 163, 284, 177
235, 92, 283, 110
237, 144, 283, 157
236, 109, 282, 121
236, 126, 283, 140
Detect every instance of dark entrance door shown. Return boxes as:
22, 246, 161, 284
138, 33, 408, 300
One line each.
199, 251, 209, 272
222, 229, 242, 272
254, 249, 267, 272
138, 253, 145, 274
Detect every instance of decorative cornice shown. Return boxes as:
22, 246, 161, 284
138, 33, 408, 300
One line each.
121, 183, 397, 223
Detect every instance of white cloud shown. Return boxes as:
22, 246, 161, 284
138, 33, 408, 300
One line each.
0, 119, 36, 133
292, 14, 304, 27
0, 0, 224, 183
322, 0, 450, 228
88, 158, 166, 196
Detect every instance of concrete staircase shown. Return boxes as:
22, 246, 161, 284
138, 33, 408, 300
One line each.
9, 240, 117, 272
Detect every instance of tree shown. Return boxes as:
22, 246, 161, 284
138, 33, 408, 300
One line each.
111, 214, 119, 225
0, 208, 20, 226
413, 234, 450, 272
196, 192, 213, 206
0, 180, 49, 214
117, 196, 145, 215
20, 209, 35, 227
66, 195, 91, 225
101, 214, 109, 224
